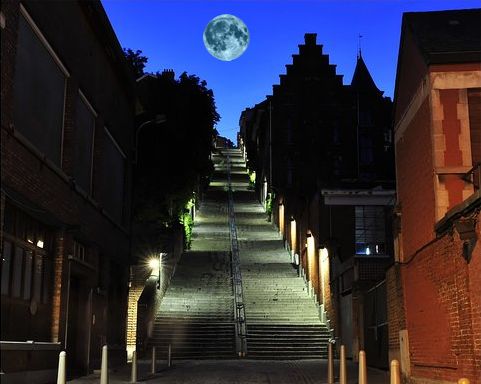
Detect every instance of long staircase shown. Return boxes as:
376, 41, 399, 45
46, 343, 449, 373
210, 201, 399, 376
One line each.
148, 153, 236, 359
229, 148, 330, 359
149, 147, 330, 360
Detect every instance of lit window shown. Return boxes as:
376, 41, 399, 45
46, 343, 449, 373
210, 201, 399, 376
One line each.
355, 206, 386, 256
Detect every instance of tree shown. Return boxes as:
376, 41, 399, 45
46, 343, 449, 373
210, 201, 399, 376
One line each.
123, 48, 148, 79
133, 69, 220, 253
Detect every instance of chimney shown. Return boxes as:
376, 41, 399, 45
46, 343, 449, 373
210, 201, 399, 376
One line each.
304, 33, 317, 45
161, 69, 175, 81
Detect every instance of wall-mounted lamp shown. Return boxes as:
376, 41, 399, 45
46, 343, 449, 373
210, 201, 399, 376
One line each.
148, 254, 163, 289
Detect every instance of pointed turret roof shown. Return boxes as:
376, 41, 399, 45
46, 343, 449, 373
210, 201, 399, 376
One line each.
351, 55, 383, 96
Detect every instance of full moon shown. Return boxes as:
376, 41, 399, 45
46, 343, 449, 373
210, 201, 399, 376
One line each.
203, 14, 250, 61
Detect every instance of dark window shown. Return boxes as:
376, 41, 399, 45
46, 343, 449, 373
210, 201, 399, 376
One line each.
359, 136, 373, 165
23, 250, 33, 300
2, 203, 53, 302
33, 253, 43, 302
12, 246, 24, 298
1, 241, 12, 295
73, 241, 86, 262
13, 12, 66, 165
359, 111, 373, 127
100, 128, 126, 223
74, 93, 96, 193
355, 206, 386, 256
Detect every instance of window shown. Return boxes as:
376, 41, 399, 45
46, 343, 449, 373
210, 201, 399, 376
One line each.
1, 203, 53, 303
12, 246, 23, 298
13, 7, 68, 165
73, 240, 97, 268
74, 91, 96, 193
359, 136, 373, 165
33, 253, 43, 302
100, 128, 126, 224
1, 241, 12, 295
359, 110, 373, 127
355, 206, 386, 256
73, 241, 86, 262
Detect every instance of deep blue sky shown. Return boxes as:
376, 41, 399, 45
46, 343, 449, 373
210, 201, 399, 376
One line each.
102, 0, 479, 141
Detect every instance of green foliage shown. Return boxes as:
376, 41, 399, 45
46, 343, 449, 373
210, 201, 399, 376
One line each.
181, 211, 194, 249
248, 170, 256, 190
123, 48, 148, 79
266, 192, 274, 218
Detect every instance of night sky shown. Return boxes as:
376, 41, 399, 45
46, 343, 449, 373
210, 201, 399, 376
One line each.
102, 0, 479, 141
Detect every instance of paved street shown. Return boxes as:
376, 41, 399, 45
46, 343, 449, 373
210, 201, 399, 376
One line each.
69, 359, 389, 384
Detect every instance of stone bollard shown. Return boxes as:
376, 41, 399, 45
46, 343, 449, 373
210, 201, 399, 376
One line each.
168, 344, 172, 368
151, 346, 156, 374
359, 350, 367, 384
100, 345, 108, 384
327, 343, 334, 384
131, 350, 137, 383
458, 379, 470, 384
340, 345, 347, 384
390, 360, 400, 384
56, 351, 66, 384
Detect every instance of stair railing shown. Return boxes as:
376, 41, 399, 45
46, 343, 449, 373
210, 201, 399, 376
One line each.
227, 154, 248, 357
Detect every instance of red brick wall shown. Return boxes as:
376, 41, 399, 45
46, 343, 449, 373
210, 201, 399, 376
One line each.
469, 218, 481, 380
396, 98, 436, 260
386, 264, 406, 352
401, 213, 480, 383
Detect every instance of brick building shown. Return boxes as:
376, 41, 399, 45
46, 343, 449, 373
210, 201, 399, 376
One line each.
388, 9, 481, 383
240, 34, 395, 367
1, 1, 135, 381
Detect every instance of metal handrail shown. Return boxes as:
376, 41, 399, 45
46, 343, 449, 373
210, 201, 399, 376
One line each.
227, 155, 248, 357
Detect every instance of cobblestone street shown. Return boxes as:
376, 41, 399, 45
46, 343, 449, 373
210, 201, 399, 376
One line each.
69, 359, 389, 384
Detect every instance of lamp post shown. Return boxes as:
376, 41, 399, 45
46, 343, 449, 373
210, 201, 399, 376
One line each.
134, 114, 167, 164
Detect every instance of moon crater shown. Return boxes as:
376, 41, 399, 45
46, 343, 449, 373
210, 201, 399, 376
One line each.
203, 14, 249, 61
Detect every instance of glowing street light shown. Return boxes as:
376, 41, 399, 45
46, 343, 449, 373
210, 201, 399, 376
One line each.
149, 258, 160, 273
148, 254, 163, 290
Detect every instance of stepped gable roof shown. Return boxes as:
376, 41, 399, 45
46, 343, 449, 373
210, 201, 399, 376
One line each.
351, 55, 382, 95
403, 8, 481, 64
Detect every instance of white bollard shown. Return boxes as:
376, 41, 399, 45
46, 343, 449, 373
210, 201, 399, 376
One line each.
131, 350, 137, 383
56, 351, 66, 384
340, 345, 347, 384
359, 350, 367, 384
100, 345, 109, 384
151, 346, 156, 374
390, 360, 400, 384
168, 344, 172, 368
327, 343, 334, 384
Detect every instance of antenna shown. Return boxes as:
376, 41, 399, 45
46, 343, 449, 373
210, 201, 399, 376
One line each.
358, 34, 363, 59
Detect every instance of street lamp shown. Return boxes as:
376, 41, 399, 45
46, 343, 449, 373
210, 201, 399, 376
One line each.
148, 254, 162, 289
134, 114, 167, 164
